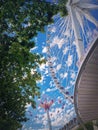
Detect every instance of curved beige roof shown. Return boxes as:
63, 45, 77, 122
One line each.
74, 37, 98, 123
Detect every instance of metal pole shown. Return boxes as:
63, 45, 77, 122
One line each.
70, 5, 84, 60
46, 109, 52, 130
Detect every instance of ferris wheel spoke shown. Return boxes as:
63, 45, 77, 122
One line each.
78, 2, 98, 9
75, 8, 85, 34
78, 7, 98, 27
70, 6, 84, 59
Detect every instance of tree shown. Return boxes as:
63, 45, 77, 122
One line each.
0, 42, 42, 129
58, 0, 68, 16
0, 0, 68, 129
76, 122, 94, 130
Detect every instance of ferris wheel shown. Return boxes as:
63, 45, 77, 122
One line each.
45, 1, 98, 129
46, 0, 98, 104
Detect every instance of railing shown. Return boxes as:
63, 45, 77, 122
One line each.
59, 117, 78, 130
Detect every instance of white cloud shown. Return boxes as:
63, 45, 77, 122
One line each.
53, 62, 56, 67
50, 37, 65, 49
42, 91, 45, 95
70, 80, 75, 85
39, 63, 46, 71
64, 72, 68, 78
51, 26, 56, 33
60, 72, 68, 79
57, 38, 65, 49
42, 47, 48, 53
49, 81, 54, 87
51, 56, 57, 62
50, 36, 60, 47
63, 47, 68, 55
56, 64, 61, 71
30, 47, 37, 52
71, 72, 76, 79
66, 55, 73, 67
64, 86, 71, 90
46, 88, 57, 92
60, 73, 64, 78
25, 103, 31, 108
44, 69, 49, 75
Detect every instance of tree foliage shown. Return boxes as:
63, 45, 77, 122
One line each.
0, 0, 68, 129
77, 122, 94, 130
58, 0, 68, 16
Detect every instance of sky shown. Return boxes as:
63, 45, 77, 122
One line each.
22, 0, 98, 130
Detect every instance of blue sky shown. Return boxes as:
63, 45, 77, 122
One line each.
23, 1, 98, 130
